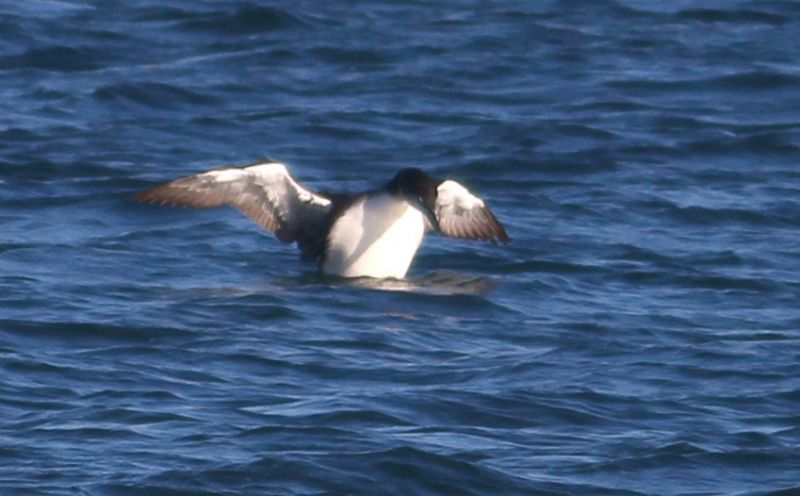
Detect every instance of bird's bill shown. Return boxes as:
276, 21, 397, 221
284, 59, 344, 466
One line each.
411, 196, 440, 232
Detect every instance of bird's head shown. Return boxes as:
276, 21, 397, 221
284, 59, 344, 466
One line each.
387, 168, 440, 231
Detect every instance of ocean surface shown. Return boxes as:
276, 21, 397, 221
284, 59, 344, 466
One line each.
2, 1, 799, 494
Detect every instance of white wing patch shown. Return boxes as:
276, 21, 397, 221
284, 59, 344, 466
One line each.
135, 162, 332, 246
437, 180, 485, 211
205, 168, 248, 183
245, 163, 331, 208
435, 180, 510, 243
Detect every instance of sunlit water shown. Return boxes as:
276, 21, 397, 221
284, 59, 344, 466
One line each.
1, 1, 799, 494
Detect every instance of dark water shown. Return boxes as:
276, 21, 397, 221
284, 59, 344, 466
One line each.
2, 1, 800, 494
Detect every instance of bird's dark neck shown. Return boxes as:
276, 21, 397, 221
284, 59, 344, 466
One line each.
384, 177, 402, 196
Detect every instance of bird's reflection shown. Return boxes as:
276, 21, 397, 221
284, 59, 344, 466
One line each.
328, 270, 497, 295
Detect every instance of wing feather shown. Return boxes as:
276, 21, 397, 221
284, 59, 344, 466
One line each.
134, 162, 332, 245
435, 180, 510, 244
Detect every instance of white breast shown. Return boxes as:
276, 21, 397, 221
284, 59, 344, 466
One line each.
322, 193, 426, 279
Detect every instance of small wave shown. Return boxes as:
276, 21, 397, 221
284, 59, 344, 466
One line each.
676, 364, 786, 380
774, 389, 800, 402
634, 197, 799, 228
234, 425, 352, 439
81, 389, 182, 401
82, 407, 197, 425
125, 445, 547, 495
610, 243, 681, 267
758, 486, 800, 496
241, 408, 411, 428
309, 47, 395, 66
93, 81, 220, 108
619, 270, 777, 293
497, 260, 603, 275
575, 441, 711, 474
607, 70, 800, 93
674, 8, 787, 26
568, 100, 653, 113
672, 205, 773, 226
30, 425, 145, 441
295, 122, 378, 140
711, 71, 800, 90
134, 6, 204, 22
544, 0, 662, 23
308, 409, 413, 427
0, 45, 110, 72
553, 123, 617, 140
334, 446, 539, 495
703, 448, 790, 465
718, 330, 794, 343
685, 132, 800, 156
0, 128, 42, 142
0, 319, 193, 346
653, 441, 711, 456
177, 4, 305, 34
464, 154, 617, 177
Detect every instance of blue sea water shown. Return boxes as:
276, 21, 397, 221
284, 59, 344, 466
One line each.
2, 0, 800, 494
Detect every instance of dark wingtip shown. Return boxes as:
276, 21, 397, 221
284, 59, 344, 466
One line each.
131, 185, 183, 207
487, 208, 511, 244
132, 187, 160, 204
131, 189, 150, 203
498, 225, 511, 244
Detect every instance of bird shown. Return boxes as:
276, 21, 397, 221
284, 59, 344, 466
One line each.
134, 162, 510, 279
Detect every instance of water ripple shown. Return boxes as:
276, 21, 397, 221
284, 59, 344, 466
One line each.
2, 0, 799, 495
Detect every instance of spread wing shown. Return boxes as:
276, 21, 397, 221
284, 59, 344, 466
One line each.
134, 162, 332, 249
434, 180, 510, 244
